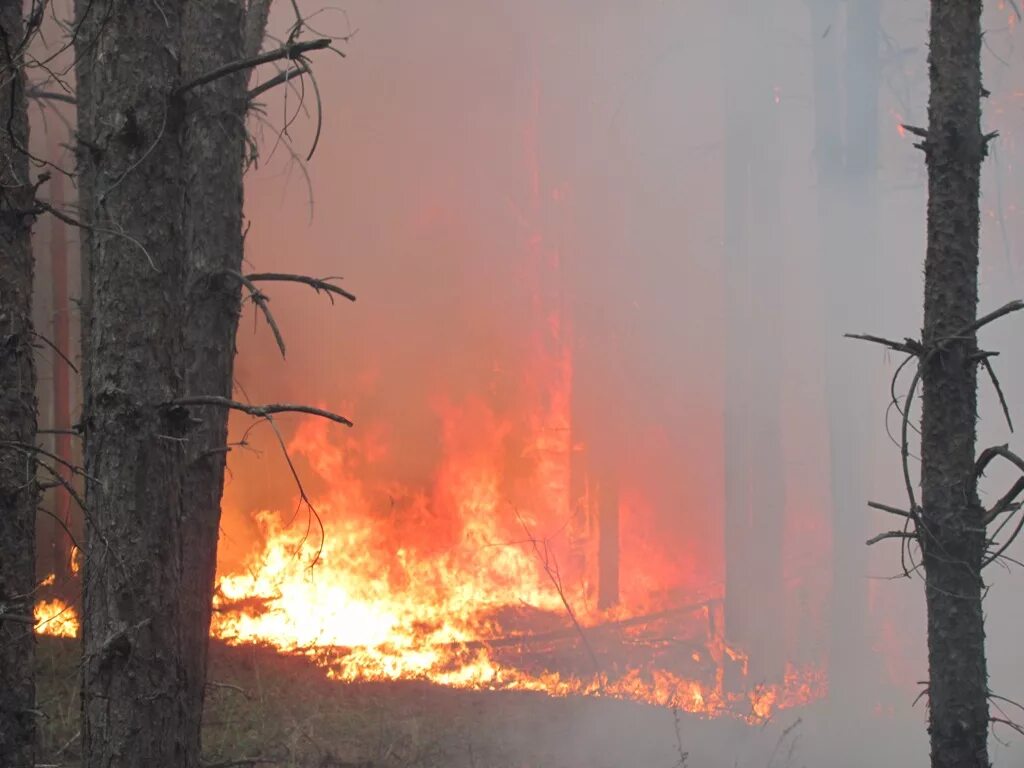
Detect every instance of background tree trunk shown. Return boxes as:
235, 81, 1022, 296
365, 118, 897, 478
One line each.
0, 0, 38, 763
722, 0, 786, 685
919, 2, 989, 766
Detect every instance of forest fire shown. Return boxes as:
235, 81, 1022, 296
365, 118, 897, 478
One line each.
209, 398, 826, 720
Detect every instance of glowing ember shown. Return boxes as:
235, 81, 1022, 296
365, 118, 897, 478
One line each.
34, 599, 79, 639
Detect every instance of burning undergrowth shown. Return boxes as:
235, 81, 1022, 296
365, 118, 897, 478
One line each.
209, 397, 825, 720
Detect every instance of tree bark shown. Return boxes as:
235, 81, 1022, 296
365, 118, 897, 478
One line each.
74, 0, 265, 762
177, 0, 249, 754
0, 0, 38, 763
75, 1, 191, 764
919, 2, 989, 766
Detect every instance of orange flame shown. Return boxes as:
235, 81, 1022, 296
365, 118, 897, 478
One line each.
34, 599, 79, 639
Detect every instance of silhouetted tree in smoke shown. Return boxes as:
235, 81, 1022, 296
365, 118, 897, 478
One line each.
721, 0, 786, 686
70, 1, 352, 765
855, 1, 1024, 765
0, 1, 39, 762
809, 0, 882, 713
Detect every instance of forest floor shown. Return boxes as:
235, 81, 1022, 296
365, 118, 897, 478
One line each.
36, 636, 818, 768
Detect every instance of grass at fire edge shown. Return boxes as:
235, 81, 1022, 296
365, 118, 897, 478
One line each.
34, 636, 808, 768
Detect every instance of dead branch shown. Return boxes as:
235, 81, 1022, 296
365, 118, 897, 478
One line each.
26, 86, 76, 105
844, 333, 923, 355
168, 396, 353, 427
515, 511, 602, 676
958, 299, 1024, 338
32, 329, 79, 373
982, 477, 1024, 525
867, 530, 918, 546
175, 38, 333, 95
975, 444, 1024, 478
981, 357, 1013, 432
224, 270, 286, 358
245, 272, 356, 303
983, 510, 1024, 568
868, 501, 914, 519
248, 62, 310, 102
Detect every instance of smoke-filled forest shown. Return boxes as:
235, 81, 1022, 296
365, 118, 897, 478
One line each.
3, 1, 1024, 767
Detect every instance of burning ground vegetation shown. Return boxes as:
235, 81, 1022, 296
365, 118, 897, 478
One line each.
35, 635, 816, 768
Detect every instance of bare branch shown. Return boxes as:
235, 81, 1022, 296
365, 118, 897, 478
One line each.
982, 477, 1024, 526
981, 356, 1013, 432
168, 396, 353, 427
247, 62, 310, 102
868, 501, 914, 519
867, 530, 917, 546
175, 38, 333, 96
224, 271, 286, 358
245, 272, 356, 303
957, 299, 1024, 338
844, 333, 923, 355
976, 444, 1024, 478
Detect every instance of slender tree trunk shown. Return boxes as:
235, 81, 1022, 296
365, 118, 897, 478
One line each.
0, 1, 38, 763
919, 2, 989, 766
49, 166, 74, 587
810, 0, 881, 712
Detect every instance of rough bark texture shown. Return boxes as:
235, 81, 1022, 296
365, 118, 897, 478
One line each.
721, 0, 785, 684
178, 0, 248, 753
74, 0, 254, 765
0, 1, 38, 763
75, 1, 190, 764
919, 2, 988, 767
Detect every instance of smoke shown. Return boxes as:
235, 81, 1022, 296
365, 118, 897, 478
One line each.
218, 1, 1024, 764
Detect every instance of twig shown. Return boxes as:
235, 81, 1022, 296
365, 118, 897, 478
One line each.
245, 273, 356, 303
175, 38, 333, 95
867, 530, 917, 546
982, 477, 1024, 525
845, 333, 923, 355
957, 300, 1024, 338
168, 396, 352, 427
247, 62, 310, 101
223, 270, 286, 358
32, 330, 79, 373
868, 501, 914, 519
976, 444, 1024, 478
981, 357, 1013, 432
515, 510, 601, 676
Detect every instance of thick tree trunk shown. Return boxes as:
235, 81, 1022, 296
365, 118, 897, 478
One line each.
919, 2, 989, 766
75, 2, 192, 764
0, 2, 38, 764
75, 0, 261, 763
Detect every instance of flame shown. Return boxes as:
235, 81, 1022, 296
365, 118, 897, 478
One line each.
211, 403, 826, 720
34, 599, 79, 638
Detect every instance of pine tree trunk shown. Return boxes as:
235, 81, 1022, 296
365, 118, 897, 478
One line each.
177, 0, 248, 751
919, 2, 989, 766
0, 1, 38, 763
76, 2, 191, 764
